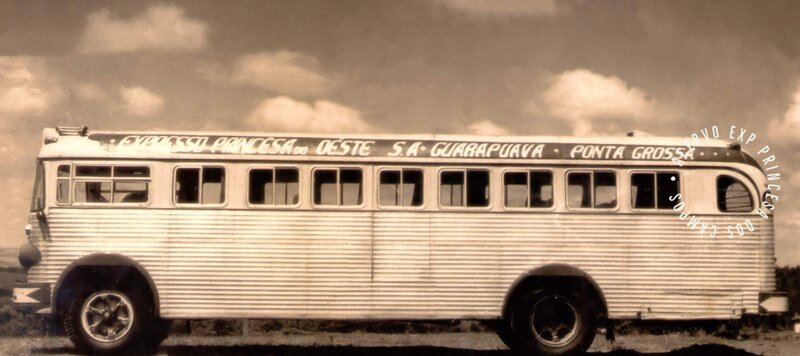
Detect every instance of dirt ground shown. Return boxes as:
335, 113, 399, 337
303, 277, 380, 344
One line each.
0, 331, 799, 356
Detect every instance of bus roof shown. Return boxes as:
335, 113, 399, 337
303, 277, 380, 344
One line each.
37, 127, 761, 170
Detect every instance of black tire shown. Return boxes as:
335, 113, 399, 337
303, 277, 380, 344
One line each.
63, 284, 153, 354
149, 318, 173, 345
496, 318, 517, 349
510, 287, 596, 355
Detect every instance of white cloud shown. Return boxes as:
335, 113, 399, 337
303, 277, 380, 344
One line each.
77, 5, 208, 54
233, 51, 331, 97
0, 56, 62, 117
245, 96, 373, 133
466, 119, 510, 136
119, 86, 164, 116
767, 84, 800, 142
530, 69, 655, 135
435, 0, 558, 17
74, 83, 106, 101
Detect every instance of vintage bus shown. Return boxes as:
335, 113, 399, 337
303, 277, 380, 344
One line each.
14, 126, 787, 354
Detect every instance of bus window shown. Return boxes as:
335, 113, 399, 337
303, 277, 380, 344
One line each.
56, 165, 71, 204
567, 172, 591, 208
717, 175, 752, 212
504, 171, 553, 208
76, 165, 111, 177
504, 172, 527, 207
75, 181, 112, 203
379, 169, 423, 207
249, 168, 299, 206
656, 173, 679, 209
440, 171, 464, 207
67, 165, 150, 205
594, 172, 616, 208
313, 168, 363, 206
74, 165, 112, 203
632, 172, 680, 210
30, 163, 44, 212
202, 168, 225, 204
567, 171, 616, 209
113, 182, 148, 203
440, 170, 489, 207
340, 169, 362, 205
175, 166, 225, 205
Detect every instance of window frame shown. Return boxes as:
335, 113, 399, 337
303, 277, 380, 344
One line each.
716, 174, 755, 213
30, 162, 45, 212
437, 168, 492, 210
245, 165, 301, 209
376, 167, 426, 210
172, 165, 227, 207
310, 166, 366, 208
70, 164, 152, 207
55, 163, 72, 206
500, 168, 556, 211
564, 169, 619, 212
628, 170, 682, 213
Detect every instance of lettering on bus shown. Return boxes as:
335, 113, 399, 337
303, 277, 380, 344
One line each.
98, 134, 712, 163
569, 145, 694, 161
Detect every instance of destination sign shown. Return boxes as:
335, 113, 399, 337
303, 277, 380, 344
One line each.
86, 133, 753, 164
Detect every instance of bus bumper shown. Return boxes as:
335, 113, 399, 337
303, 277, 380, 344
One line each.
12, 283, 51, 313
758, 292, 789, 314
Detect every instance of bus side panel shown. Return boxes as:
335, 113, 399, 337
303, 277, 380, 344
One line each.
30, 209, 770, 320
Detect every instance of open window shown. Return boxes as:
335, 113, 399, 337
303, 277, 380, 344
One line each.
440, 169, 490, 208
503, 170, 553, 208
313, 168, 363, 206
567, 171, 617, 209
631, 172, 680, 210
379, 169, 423, 207
248, 168, 299, 206
175, 166, 225, 205
71, 165, 150, 205
717, 175, 753, 212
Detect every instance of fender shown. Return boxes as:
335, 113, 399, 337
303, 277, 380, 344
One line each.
502, 263, 608, 319
53, 253, 160, 314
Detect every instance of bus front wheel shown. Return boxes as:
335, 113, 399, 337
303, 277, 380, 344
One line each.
510, 287, 596, 355
63, 285, 152, 354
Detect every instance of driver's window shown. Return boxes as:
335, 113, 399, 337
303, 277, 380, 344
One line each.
30, 163, 44, 212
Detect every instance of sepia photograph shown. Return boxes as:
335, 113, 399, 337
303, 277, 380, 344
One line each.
1, 0, 799, 355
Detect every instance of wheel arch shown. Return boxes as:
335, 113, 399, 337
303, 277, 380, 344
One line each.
502, 263, 608, 321
53, 253, 160, 316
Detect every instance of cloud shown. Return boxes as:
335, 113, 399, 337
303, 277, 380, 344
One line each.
232, 51, 331, 97
73, 83, 106, 101
466, 119, 510, 135
0, 56, 62, 117
767, 84, 800, 142
119, 86, 164, 116
435, 0, 558, 17
529, 69, 655, 135
77, 5, 208, 54
245, 96, 373, 133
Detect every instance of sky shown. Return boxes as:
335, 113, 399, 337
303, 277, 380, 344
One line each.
1, 0, 799, 264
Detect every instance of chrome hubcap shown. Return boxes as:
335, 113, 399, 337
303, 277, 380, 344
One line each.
80, 291, 134, 343
530, 295, 580, 347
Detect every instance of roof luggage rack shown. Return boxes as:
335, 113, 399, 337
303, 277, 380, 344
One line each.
56, 126, 89, 136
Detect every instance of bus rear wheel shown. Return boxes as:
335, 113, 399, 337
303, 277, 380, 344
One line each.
510, 287, 596, 355
63, 286, 151, 354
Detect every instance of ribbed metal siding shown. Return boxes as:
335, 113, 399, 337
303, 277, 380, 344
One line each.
28, 208, 774, 320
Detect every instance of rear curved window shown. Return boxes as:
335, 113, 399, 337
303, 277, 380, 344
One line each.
717, 175, 753, 213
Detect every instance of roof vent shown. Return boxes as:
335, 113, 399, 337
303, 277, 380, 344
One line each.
727, 142, 742, 151
56, 126, 88, 136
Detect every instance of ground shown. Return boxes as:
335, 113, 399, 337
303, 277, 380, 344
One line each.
0, 331, 798, 355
